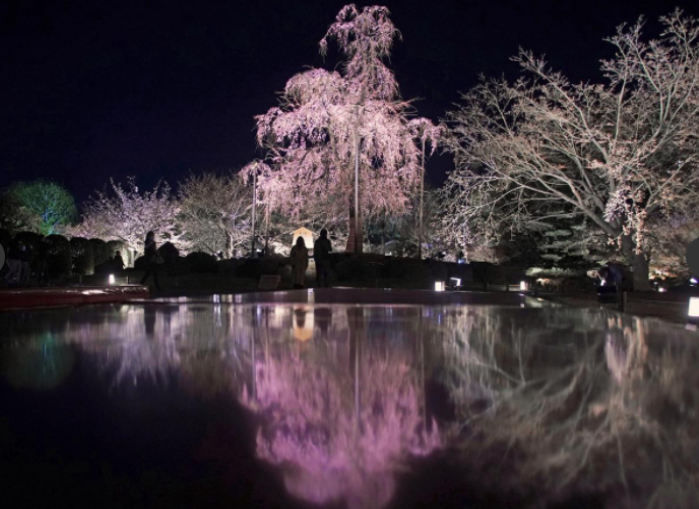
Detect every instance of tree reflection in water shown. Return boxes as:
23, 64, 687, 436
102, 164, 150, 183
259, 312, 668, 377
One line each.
5, 302, 699, 508
2, 302, 440, 509
438, 308, 699, 508
242, 307, 440, 509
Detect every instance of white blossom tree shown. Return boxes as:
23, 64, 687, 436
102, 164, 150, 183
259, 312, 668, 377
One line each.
73, 177, 183, 260
442, 10, 699, 289
253, 5, 436, 253
178, 171, 252, 258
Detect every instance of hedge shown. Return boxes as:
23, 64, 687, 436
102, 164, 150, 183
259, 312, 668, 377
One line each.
14, 231, 44, 270
235, 257, 283, 279
335, 256, 376, 281
158, 242, 180, 264
45, 235, 72, 279
89, 238, 110, 266
70, 237, 94, 276
182, 252, 218, 274
0, 228, 12, 254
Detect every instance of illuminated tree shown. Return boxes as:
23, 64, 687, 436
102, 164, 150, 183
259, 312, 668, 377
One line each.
5, 180, 77, 235
73, 177, 183, 260
253, 5, 435, 252
178, 171, 252, 258
0, 189, 40, 233
442, 11, 699, 289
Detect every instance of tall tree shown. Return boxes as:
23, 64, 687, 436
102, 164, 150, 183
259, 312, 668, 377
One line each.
0, 189, 40, 233
442, 10, 699, 289
6, 180, 77, 235
253, 5, 433, 253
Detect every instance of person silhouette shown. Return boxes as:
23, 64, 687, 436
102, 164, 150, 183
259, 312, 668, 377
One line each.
314, 228, 332, 288
139, 231, 161, 290
113, 251, 125, 270
290, 236, 309, 289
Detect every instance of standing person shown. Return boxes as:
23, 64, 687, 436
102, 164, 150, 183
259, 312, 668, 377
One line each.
139, 231, 161, 290
18, 242, 32, 284
113, 251, 125, 271
314, 228, 332, 288
290, 236, 309, 289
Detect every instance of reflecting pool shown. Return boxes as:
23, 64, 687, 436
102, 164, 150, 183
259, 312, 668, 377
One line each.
2, 295, 698, 508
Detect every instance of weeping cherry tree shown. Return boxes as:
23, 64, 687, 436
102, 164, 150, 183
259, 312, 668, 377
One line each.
253, 5, 437, 253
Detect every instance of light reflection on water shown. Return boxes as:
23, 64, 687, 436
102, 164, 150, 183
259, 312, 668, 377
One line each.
2, 301, 699, 508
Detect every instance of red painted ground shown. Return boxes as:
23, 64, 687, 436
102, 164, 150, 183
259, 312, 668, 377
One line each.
0, 286, 149, 309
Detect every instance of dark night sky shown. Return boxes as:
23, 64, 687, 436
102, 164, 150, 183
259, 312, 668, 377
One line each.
1, 0, 697, 206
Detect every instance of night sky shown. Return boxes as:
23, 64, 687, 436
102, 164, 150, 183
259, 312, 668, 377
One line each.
2, 0, 696, 206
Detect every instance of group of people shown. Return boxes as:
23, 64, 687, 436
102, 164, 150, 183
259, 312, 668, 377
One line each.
290, 228, 332, 289
137, 229, 332, 291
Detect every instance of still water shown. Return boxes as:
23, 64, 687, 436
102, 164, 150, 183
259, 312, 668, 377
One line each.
1, 294, 698, 508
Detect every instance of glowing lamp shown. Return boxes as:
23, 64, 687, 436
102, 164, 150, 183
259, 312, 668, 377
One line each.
691, 277, 698, 285
435, 281, 445, 292
658, 287, 667, 293
689, 297, 699, 325
108, 274, 115, 285
520, 281, 528, 291
450, 277, 461, 288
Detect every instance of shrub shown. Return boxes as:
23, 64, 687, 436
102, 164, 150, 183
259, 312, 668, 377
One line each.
471, 262, 507, 285
217, 259, 239, 276
45, 235, 72, 279
89, 238, 110, 266
335, 256, 375, 281
14, 231, 44, 270
134, 256, 149, 271
158, 242, 180, 264
427, 260, 449, 280
182, 252, 218, 274
235, 258, 283, 279
447, 263, 474, 283
384, 258, 408, 278
0, 228, 12, 254
70, 237, 95, 276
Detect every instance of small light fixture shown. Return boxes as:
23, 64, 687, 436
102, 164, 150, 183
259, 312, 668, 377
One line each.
435, 281, 445, 292
520, 281, 527, 291
108, 274, 115, 285
689, 297, 699, 326
691, 277, 698, 285
658, 287, 667, 293
450, 277, 461, 287
600, 280, 606, 286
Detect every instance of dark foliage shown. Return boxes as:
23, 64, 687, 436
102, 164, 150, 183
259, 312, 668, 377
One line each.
235, 257, 284, 279
45, 235, 72, 278
89, 238, 110, 266
335, 256, 376, 281
70, 237, 94, 276
182, 252, 218, 274
0, 229, 11, 253
158, 242, 180, 264
14, 231, 44, 271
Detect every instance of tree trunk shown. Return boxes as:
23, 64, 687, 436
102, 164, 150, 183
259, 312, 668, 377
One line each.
346, 205, 363, 254
621, 235, 651, 291
225, 231, 234, 259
